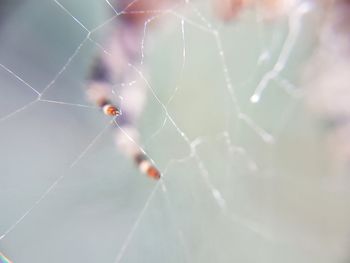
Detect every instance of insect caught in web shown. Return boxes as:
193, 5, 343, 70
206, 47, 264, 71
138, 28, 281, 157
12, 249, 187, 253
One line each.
86, 0, 295, 180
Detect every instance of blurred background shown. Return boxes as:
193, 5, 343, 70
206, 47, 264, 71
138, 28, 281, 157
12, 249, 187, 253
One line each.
1, 1, 350, 263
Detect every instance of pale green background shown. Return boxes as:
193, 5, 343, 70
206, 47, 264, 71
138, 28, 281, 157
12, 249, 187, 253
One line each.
0, 1, 350, 263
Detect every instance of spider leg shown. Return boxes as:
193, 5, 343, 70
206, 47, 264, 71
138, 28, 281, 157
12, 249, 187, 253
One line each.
86, 19, 161, 180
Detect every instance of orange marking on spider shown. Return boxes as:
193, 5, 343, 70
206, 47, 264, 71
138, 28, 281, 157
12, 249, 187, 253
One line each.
103, 104, 120, 116
146, 166, 161, 180
135, 153, 161, 180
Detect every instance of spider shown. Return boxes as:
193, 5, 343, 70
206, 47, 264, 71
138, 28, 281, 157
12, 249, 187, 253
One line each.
85, 0, 296, 180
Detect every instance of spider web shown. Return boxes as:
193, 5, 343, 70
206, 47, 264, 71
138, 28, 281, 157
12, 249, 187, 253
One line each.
0, 1, 349, 263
